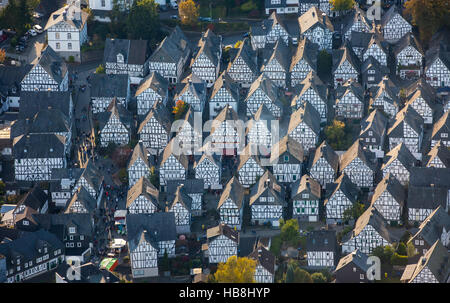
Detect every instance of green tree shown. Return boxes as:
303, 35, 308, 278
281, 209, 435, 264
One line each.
149, 166, 159, 188
293, 268, 313, 283
311, 272, 327, 283
324, 120, 352, 150
179, 0, 199, 27
406, 242, 417, 258
127, 0, 162, 48
118, 168, 128, 184
214, 256, 256, 283
329, 0, 355, 11
396, 242, 407, 256
317, 50, 332, 80
95, 64, 105, 74
280, 219, 300, 245
285, 264, 295, 283
343, 202, 365, 222
404, 0, 450, 46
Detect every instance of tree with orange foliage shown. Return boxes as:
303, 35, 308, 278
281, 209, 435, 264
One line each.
173, 100, 188, 120
179, 0, 199, 26
0, 49, 6, 64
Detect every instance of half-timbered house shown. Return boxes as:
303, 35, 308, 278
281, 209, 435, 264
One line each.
249, 170, 286, 226
194, 149, 221, 189
226, 38, 258, 88
65, 187, 98, 214
370, 173, 406, 224
126, 177, 160, 214
362, 34, 389, 66
72, 159, 104, 201
97, 98, 133, 147
20, 46, 69, 92
425, 49, 450, 88
208, 105, 245, 155
250, 11, 290, 50
369, 77, 400, 118
172, 106, 202, 155
324, 173, 359, 224
127, 142, 150, 188
205, 223, 239, 264
168, 184, 192, 234
245, 74, 284, 119
340, 140, 376, 188
380, 5, 412, 43
158, 138, 188, 190
335, 79, 365, 119
260, 39, 291, 88
290, 38, 318, 87
248, 245, 275, 283
332, 42, 361, 87
342, 7, 372, 41
341, 206, 400, 254
137, 101, 172, 154
135, 71, 169, 117
12, 185, 49, 229
287, 102, 320, 151
308, 140, 339, 187
361, 56, 389, 89
431, 111, 450, 148
246, 104, 277, 157
334, 249, 371, 283
291, 174, 320, 222
425, 141, 450, 168
90, 73, 130, 114
404, 82, 436, 125
174, 74, 207, 113
218, 177, 245, 230
270, 135, 304, 184
298, 6, 333, 51
393, 33, 424, 80
209, 72, 240, 119
237, 145, 266, 188
306, 230, 338, 268
166, 179, 204, 216
359, 109, 388, 158
381, 142, 416, 186
104, 38, 149, 84
190, 29, 222, 87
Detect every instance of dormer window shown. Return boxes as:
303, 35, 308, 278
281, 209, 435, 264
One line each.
69, 227, 76, 234
117, 53, 124, 64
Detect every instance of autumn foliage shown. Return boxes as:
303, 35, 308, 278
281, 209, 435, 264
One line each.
214, 256, 256, 283
173, 100, 188, 120
179, 0, 200, 26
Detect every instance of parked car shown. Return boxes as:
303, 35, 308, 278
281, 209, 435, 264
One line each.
15, 45, 24, 52
33, 24, 43, 34
198, 17, 212, 22
27, 29, 37, 37
170, 2, 178, 9
170, 15, 179, 20
33, 12, 43, 19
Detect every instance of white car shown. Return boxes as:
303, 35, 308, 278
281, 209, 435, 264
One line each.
27, 29, 37, 37
33, 25, 43, 34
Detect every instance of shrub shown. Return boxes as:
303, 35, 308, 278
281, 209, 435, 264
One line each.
396, 242, 407, 256
68, 56, 75, 63
391, 253, 408, 266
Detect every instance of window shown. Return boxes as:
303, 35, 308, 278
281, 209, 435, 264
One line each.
22, 220, 29, 226
441, 133, 448, 138
55, 33, 60, 39
360, 274, 364, 280
67, 33, 71, 39
77, 242, 81, 247
80, 235, 84, 240
284, 155, 289, 162
69, 227, 76, 234
101, 0, 105, 6
56, 43, 60, 49
68, 43, 72, 50
70, 235, 74, 240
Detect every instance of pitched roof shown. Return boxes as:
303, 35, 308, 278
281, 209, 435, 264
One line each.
15, 185, 48, 211
138, 101, 172, 134
209, 72, 239, 103
291, 174, 321, 199
408, 240, 450, 283
360, 109, 388, 139
381, 142, 416, 172
13, 133, 66, 159
166, 179, 204, 195
387, 104, 424, 138
306, 230, 337, 252
335, 79, 364, 103
248, 245, 275, 274
227, 38, 258, 75
298, 6, 333, 34
332, 42, 361, 73
127, 142, 150, 170
135, 71, 168, 99
79, 159, 103, 193
409, 206, 450, 248
104, 38, 149, 65
218, 176, 245, 209
409, 167, 450, 188
149, 36, 184, 64
44, 4, 88, 30
65, 187, 97, 214
270, 135, 305, 164
393, 32, 424, 56
335, 249, 370, 273
249, 170, 286, 206
425, 141, 450, 168
126, 177, 159, 209
32, 46, 68, 84
340, 140, 376, 173
261, 38, 291, 72
324, 173, 359, 206
33, 213, 94, 237
370, 173, 405, 208
170, 184, 193, 211
246, 73, 283, 106
291, 71, 327, 104
207, 223, 239, 243
18, 91, 72, 120
90, 74, 129, 98
191, 29, 221, 67
288, 101, 321, 136
407, 186, 448, 210
160, 138, 189, 169
431, 111, 450, 140
308, 140, 339, 172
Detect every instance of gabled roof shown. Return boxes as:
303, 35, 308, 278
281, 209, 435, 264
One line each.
13, 108, 71, 138
138, 101, 172, 134
127, 142, 150, 170
44, 4, 89, 31
363, 34, 389, 56
342, 7, 372, 35
211, 105, 241, 134
18, 91, 72, 120
0, 64, 32, 95
248, 245, 275, 275
246, 73, 283, 105
298, 6, 333, 34
324, 173, 359, 206
210, 72, 239, 103
168, 25, 192, 55
335, 79, 364, 103
343, 206, 399, 244
170, 184, 193, 211
32, 46, 68, 84
370, 173, 405, 207
306, 230, 337, 252
335, 249, 370, 273
193, 148, 221, 170
126, 176, 159, 209
160, 138, 189, 169
332, 41, 361, 73
380, 5, 407, 28
191, 29, 221, 67
360, 109, 388, 139
218, 176, 245, 209
291, 174, 321, 199
135, 71, 168, 99
245, 103, 275, 137
227, 38, 258, 75
361, 55, 389, 76
393, 33, 424, 57
15, 185, 48, 212
33, 213, 94, 237
166, 179, 204, 195
251, 11, 289, 36
308, 140, 339, 173
425, 141, 450, 168
148, 36, 184, 64
261, 38, 291, 72
381, 142, 416, 171
409, 206, 450, 248
407, 240, 450, 283
79, 159, 103, 193
431, 111, 450, 140
270, 135, 305, 164
13, 133, 66, 159
387, 104, 424, 137
370, 76, 400, 105
174, 77, 207, 104
249, 170, 286, 206
65, 187, 97, 214
291, 71, 327, 104
407, 186, 448, 210
350, 32, 374, 49
207, 223, 239, 243
104, 38, 149, 65
98, 98, 133, 132
409, 167, 450, 188
288, 101, 321, 135
340, 140, 376, 173
90, 73, 129, 98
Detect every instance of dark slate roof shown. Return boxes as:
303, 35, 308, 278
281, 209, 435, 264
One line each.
210, 72, 240, 103
78, 159, 103, 193
335, 79, 364, 104
227, 38, 258, 76
0, 64, 32, 96
409, 206, 450, 249
340, 140, 377, 173
135, 71, 168, 99
98, 98, 133, 132
270, 135, 305, 164
127, 142, 150, 170
291, 174, 321, 199
246, 74, 284, 108
370, 173, 405, 208
261, 38, 291, 72
191, 29, 221, 67
169, 184, 193, 211
387, 104, 424, 138
126, 212, 177, 251
409, 167, 450, 188
335, 249, 370, 273
218, 176, 245, 209
324, 174, 359, 206
251, 11, 288, 36
248, 245, 275, 274
18, 91, 72, 120
34, 46, 68, 84
159, 138, 189, 169
33, 213, 94, 237
306, 230, 337, 252
343, 206, 400, 243
408, 240, 450, 283
13, 133, 65, 159
380, 5, 404, 28
174, 77, 207, 104
15, 185, 48, 211
65, 187, 97, 214
350, 32, 373, 49
292, 71, 328, 106
0, 227, 27, 243
426, 27, 450, 56
370, 77, 400, 106
138, 101, 172, 134
13, 108, 70, 138
360, 109, 388, 139
90, 74, 129, 98
425, 48, 450, 71
381, 142, 416, 172
298, 6, 334, 34
407, 186, 448, 210
364, 34, 389, 56
290, 37, 318, 72
342, 7, 372, 36
0, 229, 63, 261
393, 32, 424, 57
361, 56, 389, 76
104, 38, 149, 65
308, 140, 339, 173
126, 177, 159, 209
431, 111, 450, 141
426, 141, 450, 168
249, 170, 286, 206
332, 42, 361, 73
207, 223, 239, 243
288, 101, 321, 136
50, 167, 83, 181
166, 179, 204, 195
149, 36, 184, 64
